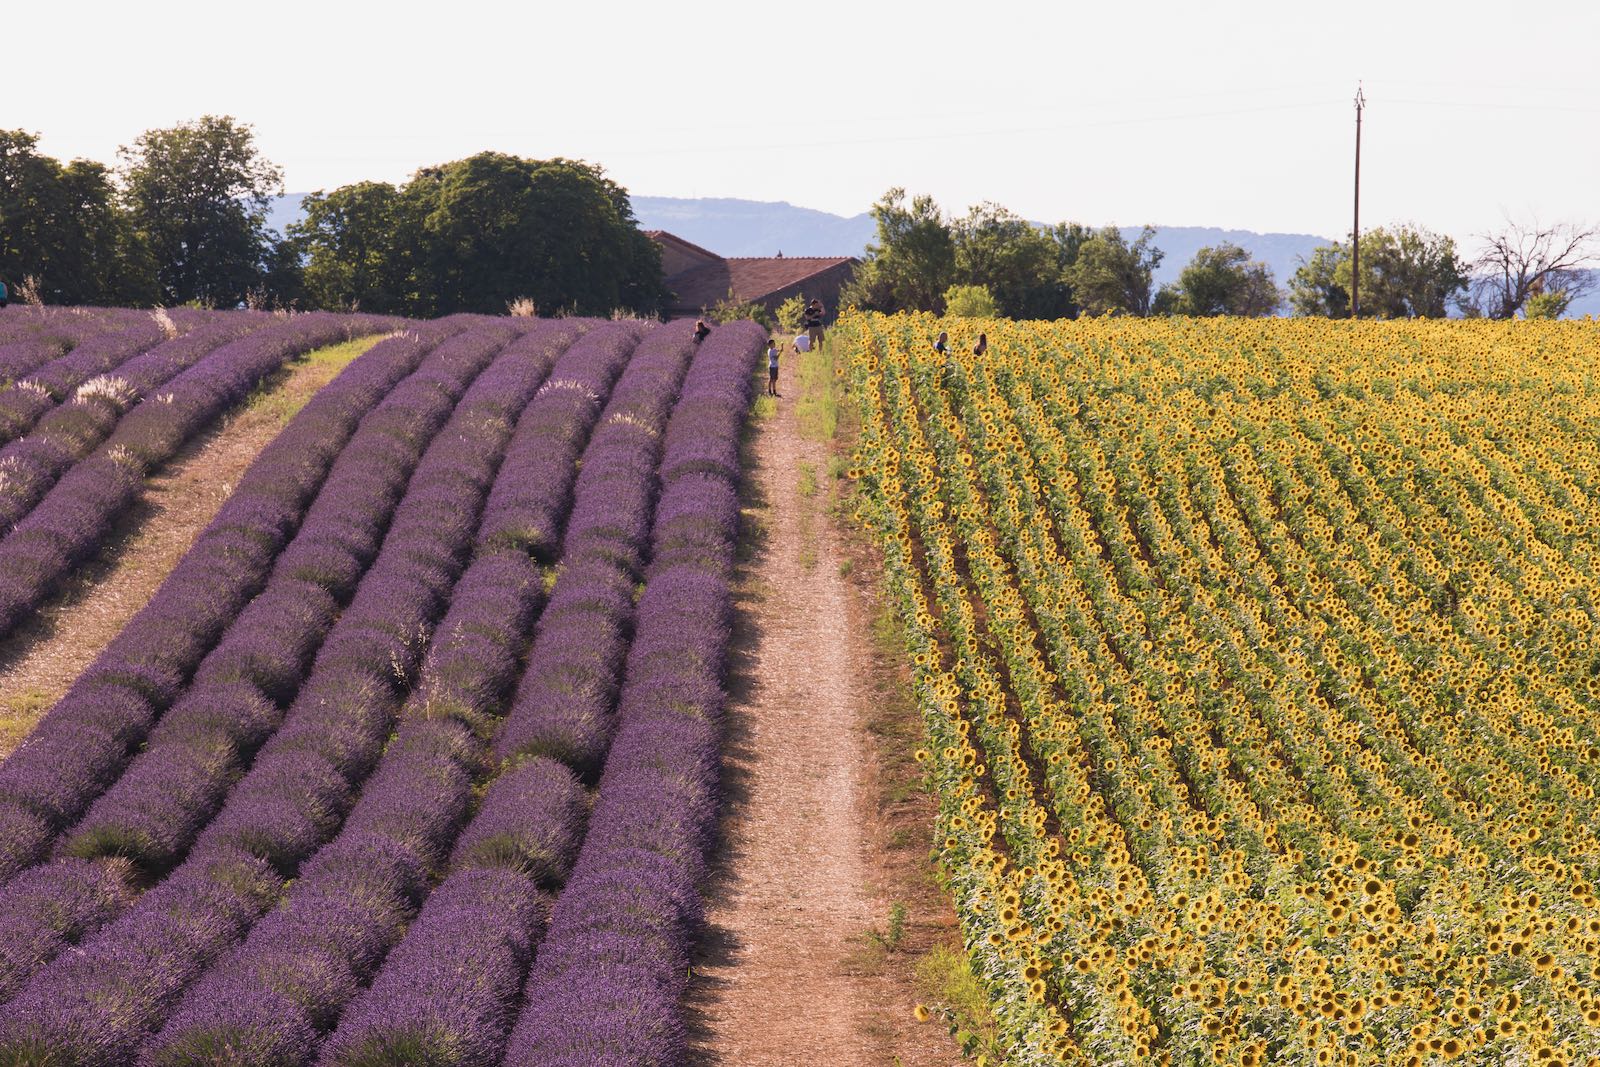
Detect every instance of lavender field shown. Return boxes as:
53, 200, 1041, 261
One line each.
0, 308, 766, 1065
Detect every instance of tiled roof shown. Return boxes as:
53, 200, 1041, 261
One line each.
643, 231, 723, 263
666, 256, 857, 311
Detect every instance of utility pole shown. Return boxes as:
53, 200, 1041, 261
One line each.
1351, 83, 1365, 319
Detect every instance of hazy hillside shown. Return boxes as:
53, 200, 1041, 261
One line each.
632, 196, 875, 258
1125, 226, 1330, 291
628, 195, 1331, 290
264, 192, 1598, 317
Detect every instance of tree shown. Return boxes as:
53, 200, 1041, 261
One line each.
1042, 222, 1093, 319
1063, 226, 1163, 316
405, 153, 666, 317
1289, 244, 1350, 318
707, 290, 772, 329
119, 115, 284, 307
291, 182, 415, 312
1155, 242, 1279, 317
943, 283, 999, 317
296, 154, 667, 318
1362, 226, 1467, 318
1466, 219, 1599, 319
953, 203, 1073, 319
0, 130, 152, 304
1290, 225, 1466, 319
840, 188, 956, 313
775, 293, 807, 334
1524, 284, 1573, 320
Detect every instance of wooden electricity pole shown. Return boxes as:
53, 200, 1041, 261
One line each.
1351, 84, 1365, 319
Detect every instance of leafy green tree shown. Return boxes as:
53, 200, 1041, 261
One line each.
295, 154, 667, 317
1156, 242, 1279, 317
1063, 226, 1164, 316
953, 203, 1072, 319
1042, 222, 1092, 319
1288, 244, 1350, 317
775, 293, 807, 334
404, 153, 665, 317
291, 182, 415, 312
0, 130, 153, 304
841, 188, 956, 313
943, 283, 999, 317
1290, 225, 1466, 318
119, 115, 283, 307
1362, 226, 1466, 318
1524, 285, 1574, 320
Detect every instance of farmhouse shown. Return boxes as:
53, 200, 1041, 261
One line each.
648, 231, 857, 321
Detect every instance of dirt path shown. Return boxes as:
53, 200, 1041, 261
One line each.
0, 336, 383, 757
688, 372, 964, 1066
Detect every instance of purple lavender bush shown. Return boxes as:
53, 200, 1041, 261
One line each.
0, 312, 396, 643
137, 324, 648, 1065
502, 319, 763, 1067
0, 321, 446, 888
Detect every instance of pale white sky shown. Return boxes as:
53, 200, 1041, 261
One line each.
12, 0, 1600, 245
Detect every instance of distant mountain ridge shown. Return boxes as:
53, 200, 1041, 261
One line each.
264, 193, 1600, 317
629, 195, 1333, 292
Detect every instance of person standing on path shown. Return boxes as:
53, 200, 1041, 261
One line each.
693, 319, 712, 344
803, 299, 825, 352
766, 339, 781, 397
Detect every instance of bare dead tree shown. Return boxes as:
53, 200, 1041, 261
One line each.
1467, 218, 1600, 319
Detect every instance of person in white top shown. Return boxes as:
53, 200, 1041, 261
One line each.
792, 332, 812, 354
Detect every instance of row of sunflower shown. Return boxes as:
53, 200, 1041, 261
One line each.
835, 310, 1600, 1066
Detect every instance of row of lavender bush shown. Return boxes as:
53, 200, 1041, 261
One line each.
141, 320, 650, 1064
0, 315, 521, 1055
0, 322, 478, 1001
0, 311, 396, 643
0, 313, 272, 532
307, 322, 703, 1066
0, 319, 448, 891
0, 308, 213, 445
0, 321, 640, 1063
0, 307, 164, 386
506, 318, 765, 1066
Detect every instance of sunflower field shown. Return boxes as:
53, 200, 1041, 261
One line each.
837, 310, 1600, 1066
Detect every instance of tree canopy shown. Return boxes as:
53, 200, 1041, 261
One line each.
1154, 242, 1279, 317
119, 115, 285, 308
0, 130, 151, 304
842, 189, 1097, 319
1063, 226, 1164, 317
0, 125, 666, 316
293, 154, 667, 317
1289, 225, 1467, 319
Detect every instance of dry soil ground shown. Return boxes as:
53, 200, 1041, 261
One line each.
687, 358, 970, 1066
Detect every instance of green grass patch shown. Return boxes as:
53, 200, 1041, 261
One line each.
0, 688, 54, 756
797, 339, 839, 441
797, 462, 818, 498
914, 943, 1005, 1063
247, 334, 387, 424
